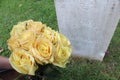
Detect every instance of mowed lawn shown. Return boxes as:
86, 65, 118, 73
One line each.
0, 0, 120, 80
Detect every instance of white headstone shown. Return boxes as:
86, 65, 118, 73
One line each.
54, 0, 120, 61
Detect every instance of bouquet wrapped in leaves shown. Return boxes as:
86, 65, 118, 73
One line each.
7, 20, 72, 79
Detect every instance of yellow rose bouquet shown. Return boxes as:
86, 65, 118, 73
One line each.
8, 20, 72, 80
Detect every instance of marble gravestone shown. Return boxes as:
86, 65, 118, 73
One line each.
54, 0, 120, 61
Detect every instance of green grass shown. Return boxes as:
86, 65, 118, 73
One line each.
0, 0, 58, 57
0, 0, 120, 80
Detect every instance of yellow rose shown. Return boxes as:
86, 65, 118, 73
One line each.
25, 21, 46, 35
41, 27, 58, 44
10, 23, 25, 37
53, 34, 72, 68
59, 33, 71, 46
7, 36, 20, 51
53, 45, 71, 68
17, 30, 36, 50
9, 48, 38, 75
31, 37, 54, 65
10, 20, 32, 37
8, 21, 36, 51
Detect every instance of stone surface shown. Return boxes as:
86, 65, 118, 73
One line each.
54, 0, 120, 60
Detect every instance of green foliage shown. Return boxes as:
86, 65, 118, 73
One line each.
0, 0, 120, 80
